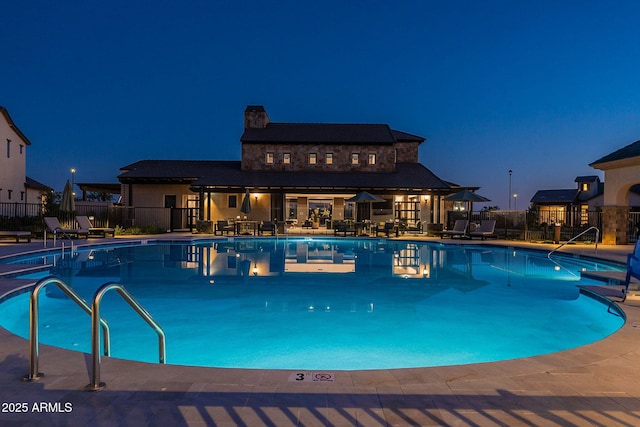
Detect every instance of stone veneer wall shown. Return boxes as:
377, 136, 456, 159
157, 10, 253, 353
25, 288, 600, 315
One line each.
601, 205, 629, 245
241, 142, 419, 172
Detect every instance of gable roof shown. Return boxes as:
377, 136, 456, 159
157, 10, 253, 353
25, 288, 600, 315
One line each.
241, 123, 424, 145
0, 106, 32, 145
118, 160, 450, 193
530, 189, 579, 204
590, 139, 640, 166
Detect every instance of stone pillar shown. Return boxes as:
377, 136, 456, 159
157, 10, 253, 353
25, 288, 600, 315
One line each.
601, 206, 629, 245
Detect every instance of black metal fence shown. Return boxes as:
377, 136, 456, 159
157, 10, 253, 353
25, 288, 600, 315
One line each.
448, 207, 603, 242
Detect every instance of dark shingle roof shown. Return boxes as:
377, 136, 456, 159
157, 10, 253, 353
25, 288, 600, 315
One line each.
25, 176, 51, 191
241, 123, 424, 145
530, 189, 579, 204
590, 140, 640, 166
574, 175, 599, 183
119, 160, 450, 192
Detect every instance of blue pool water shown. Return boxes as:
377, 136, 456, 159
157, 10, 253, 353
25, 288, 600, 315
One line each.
0, 238, 626, 370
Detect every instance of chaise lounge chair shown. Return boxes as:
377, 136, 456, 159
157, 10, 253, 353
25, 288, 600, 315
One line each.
440, 220, 468, 239
44, 217, 89, 239
469, 220, 497, 240
76, 216, 115, 237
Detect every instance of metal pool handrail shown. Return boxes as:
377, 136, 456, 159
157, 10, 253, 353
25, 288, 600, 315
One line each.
86, 282, 166, 391
548, 226, 600, 258
22, 276, 111, 382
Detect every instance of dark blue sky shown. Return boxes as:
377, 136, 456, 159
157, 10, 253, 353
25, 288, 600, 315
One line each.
3, 0, 640, 209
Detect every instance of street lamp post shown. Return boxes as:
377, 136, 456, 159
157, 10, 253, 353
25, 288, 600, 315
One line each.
508, 170, 512, 210
70, 168, 76, 197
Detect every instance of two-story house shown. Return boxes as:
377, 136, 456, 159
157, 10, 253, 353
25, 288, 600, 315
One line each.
0, 106, 50, 210
530, 175, 604, 226
118, 106, 467, 230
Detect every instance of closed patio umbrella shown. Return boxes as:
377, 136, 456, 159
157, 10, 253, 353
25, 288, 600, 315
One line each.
60, 180, 76, 227
240, 189, 252, 215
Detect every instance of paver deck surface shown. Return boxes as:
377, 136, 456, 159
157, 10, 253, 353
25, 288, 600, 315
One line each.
1, 234, 639, 426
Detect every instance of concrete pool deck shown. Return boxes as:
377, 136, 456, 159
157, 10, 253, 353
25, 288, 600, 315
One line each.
1, 235, 640, 426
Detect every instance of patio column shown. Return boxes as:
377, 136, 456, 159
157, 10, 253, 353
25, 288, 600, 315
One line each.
601, 205, 629, 245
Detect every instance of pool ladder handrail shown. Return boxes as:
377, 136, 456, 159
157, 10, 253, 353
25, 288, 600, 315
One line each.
547, 226, 600, 258
22, 276, 111, 382
86, 282, 166, 391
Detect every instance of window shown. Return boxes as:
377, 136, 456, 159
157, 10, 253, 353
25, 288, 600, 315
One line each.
266, 152, 274, 164
6, 139, 10, 158
283, 153, 291, 164
20, 191, 24, 201
164, 195, 177, 208
368, 153, 376, 165
7, 190, 12, 200
228, 195, 237, 208
351, 153, 359, 165
19, 144, 23, 155
326, 153, 333, 165
581, 183, 589, 191
309, 153, 317, 165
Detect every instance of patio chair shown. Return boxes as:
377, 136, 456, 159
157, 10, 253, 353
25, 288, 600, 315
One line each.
214, 220, 235, 235
440, 220, 468, 239
258, 221, 277, 236
624, 239, 640, 301
469, 220, 497, 240
334, 221, 356, 237
44, 217, 89, 239
76, 216, 115, 237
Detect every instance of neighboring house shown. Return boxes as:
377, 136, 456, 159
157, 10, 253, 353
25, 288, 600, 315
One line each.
118, 106, 468, 230
0, 106, 50, 210
530, 176, 604, 226
590, 139, 640, 244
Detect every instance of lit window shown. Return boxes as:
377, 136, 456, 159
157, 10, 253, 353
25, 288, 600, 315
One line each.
309, 153, 317, 165
581, 183, 589, 191
326, 153, 333, 165
266, 152, 274, 164
351, 153, 359, 165
283, 153, 291, 164
368, 153, 376, 165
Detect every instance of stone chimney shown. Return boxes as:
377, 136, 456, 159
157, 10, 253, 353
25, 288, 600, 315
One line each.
244, 105, 270, 129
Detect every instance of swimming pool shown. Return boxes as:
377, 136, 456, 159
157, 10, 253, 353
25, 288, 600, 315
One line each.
0, 238, 626, 370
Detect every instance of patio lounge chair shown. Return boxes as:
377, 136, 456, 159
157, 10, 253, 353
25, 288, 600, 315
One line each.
44, 217, 89, 239
440, 220, 468, 239
0, 231, 32, 243
469, 220, 497, 240
76, 216, 115, 237
624, 239, 640, 301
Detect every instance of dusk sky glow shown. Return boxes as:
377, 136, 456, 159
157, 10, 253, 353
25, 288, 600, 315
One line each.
3, 0, 640, 209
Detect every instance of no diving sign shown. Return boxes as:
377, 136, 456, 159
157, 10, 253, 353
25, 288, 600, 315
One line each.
289, 372, 335, 382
